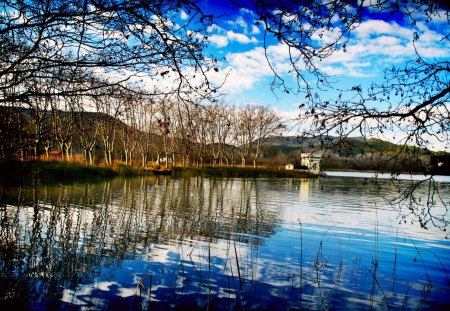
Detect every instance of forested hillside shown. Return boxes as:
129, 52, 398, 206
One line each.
260, 136, 449, 174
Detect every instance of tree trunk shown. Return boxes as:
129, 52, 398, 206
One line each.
141, 153, 146, 168
65, 143, 71, 161
104, 147, 109, 165
88, 149, 93, 165
59, 142, 64, 160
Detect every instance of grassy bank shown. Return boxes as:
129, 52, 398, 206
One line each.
0, 161, 318, 186
173, 166, 318, 178
0, 160, 118, 185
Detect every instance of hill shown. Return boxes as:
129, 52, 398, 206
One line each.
260, 135, 449, 174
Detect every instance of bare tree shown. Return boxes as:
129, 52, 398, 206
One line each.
203, 103, 232, 167
160, 102, 180, 168
135, 99, 158, 168
219, 105, 238, 166
118, 92, 140, 166
51, 98, 76, 161
1, 0, 220, 106
171, 104, 192, 167
238, 1, 449, 233
245, 1, 448, 93
232, 105, 254, 167
95, 91, 124, 166
75, 104, 100, 165
187, 105, 209, 167
27, 95, 51, 160
250, 106, 284, 168
0, 103, 29, 159
230, 104, 284, 168
233, 1, 448, 161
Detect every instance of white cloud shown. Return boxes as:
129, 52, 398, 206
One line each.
371, 35, 402, 46
226, 16, 248, 31
206, 24, 260, 47
207, 23, 225, 34
239, 8, 255, 17
415, 45, 449, 58
355, 20, 412, 39
222, 47, 271, 91
209, 34, 229, 47
206, 16, 259, 46
414, 22, 450, 57
207, 43, 294, 94
226, 30, 258, 44
316, 18, 449, 78
346, 69, 374, 78
429, 8, 450, 24
251, 25, 261, 34
320, 66, 346, 76
207, 47, 271, 94
235, 16, 248, 30
180, 10, 188, 20
311, 28, 343, 44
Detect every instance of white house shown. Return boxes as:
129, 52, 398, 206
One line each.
285, 152, 322, 174
300, 153, 322, 173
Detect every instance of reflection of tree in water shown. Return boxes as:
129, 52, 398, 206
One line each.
0, 176, 281, 307
390, 178, 449, 237
146, 177, 277, 245
1, 183, 114, 308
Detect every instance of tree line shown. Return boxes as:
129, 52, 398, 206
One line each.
0, 92, 283, 168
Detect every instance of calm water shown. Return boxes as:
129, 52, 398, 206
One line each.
0, 175, 449, 310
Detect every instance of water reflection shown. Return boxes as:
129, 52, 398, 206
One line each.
0, 176, 449, 310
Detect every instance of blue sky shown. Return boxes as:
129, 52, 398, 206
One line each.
156, 1, 450, 150
176, 1, 449, 116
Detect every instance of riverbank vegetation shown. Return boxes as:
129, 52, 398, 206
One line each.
0, 160, 117, 185
0, 160, 317, 185
1, 105, 448, 178
0, 103, 284, 169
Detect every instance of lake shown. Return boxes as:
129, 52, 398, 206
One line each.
0, 174, 449, 310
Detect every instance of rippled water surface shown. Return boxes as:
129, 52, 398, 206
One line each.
1, 175, 449, 310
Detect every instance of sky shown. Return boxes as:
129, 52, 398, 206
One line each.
172, 0, 449, 149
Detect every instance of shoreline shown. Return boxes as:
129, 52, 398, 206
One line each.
0, 160, 317, 185
1, 160, 447, 186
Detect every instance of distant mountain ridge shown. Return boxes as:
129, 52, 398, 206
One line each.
262, 135, 449, 157
262, 135, 365, 147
